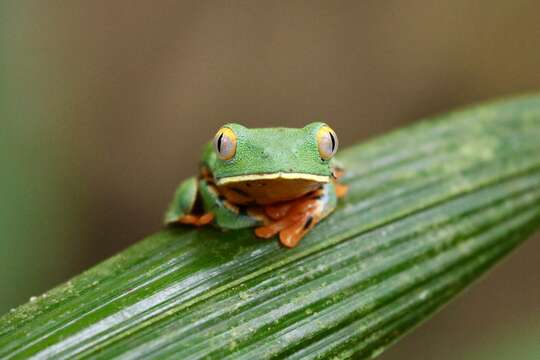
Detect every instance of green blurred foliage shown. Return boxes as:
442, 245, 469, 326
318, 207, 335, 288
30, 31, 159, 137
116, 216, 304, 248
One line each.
0, 1, 539, 358
0, 1, 81, 312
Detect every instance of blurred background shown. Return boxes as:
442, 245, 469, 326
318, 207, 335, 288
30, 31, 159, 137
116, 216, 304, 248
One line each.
1, 1, 539, 358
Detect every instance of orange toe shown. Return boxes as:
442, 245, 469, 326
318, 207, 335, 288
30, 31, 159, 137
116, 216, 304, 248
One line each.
255, 226, 279, 239
279, 222, 305, 248
255, 215, 297, 239
335, 183, 348, 198
178, 214, 198, 225
178, 213, 214, 226
279, 216, 315, 248
196, 213, 214, 226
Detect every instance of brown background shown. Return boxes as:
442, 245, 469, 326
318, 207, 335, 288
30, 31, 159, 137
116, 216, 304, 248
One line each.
1, 1, 539, 358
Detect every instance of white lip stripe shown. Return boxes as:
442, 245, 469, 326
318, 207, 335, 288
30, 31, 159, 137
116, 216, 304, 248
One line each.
216, 172, 330, 185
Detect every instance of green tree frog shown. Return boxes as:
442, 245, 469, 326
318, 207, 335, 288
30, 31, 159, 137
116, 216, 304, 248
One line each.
164, 122, 347, 248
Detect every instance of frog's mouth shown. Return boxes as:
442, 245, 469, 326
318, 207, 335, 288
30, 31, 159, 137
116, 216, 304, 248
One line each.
216, 173, 330, 205
216, 172, 329, 185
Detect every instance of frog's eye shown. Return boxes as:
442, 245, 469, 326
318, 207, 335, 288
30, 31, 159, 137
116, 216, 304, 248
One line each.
317, 125, 338, 160
214, 127, 237, 160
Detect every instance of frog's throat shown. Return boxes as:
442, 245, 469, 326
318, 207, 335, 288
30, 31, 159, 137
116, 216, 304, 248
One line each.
216, 172, 330, 185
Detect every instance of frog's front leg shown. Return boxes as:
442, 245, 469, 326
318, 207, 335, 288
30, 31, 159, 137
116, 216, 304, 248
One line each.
255, 182, 338, 248
198, 179, 266, 230
164, 177, 214, 226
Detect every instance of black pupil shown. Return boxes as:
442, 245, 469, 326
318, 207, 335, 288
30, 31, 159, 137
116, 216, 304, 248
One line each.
329, 132, 335, 152
217, 133, 224, 153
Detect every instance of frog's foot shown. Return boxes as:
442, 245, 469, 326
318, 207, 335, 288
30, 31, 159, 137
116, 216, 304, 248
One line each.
264, 202, 293, 220
178, 213, 214, 226
333, 167, 345, 180
255, 197, 322, 248
332, 165, 348, 198
335, 183, 348, 198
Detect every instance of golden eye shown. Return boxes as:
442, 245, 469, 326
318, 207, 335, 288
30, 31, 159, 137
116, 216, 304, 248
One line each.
317, 125, 338, 160
213, 127, 237, 160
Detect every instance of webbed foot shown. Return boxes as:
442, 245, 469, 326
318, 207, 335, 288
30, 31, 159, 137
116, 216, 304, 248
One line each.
255, 197, 322, 248
335, 183, 348, 198
177, 213, 214, 226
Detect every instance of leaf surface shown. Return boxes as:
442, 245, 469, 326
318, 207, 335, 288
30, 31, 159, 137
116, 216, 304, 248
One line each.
1, 95, 540, 359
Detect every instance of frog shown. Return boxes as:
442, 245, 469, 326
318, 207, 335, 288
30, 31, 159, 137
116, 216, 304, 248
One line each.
164, 122, 347, 248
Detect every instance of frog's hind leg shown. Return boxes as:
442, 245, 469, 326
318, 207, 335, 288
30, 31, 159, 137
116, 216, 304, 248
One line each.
164, 177, 214, 226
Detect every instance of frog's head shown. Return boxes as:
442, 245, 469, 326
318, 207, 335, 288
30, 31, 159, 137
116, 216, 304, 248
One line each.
206, 122, 339, 204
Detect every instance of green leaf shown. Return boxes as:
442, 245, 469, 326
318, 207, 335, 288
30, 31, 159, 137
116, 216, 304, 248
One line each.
2, 95, 540, 359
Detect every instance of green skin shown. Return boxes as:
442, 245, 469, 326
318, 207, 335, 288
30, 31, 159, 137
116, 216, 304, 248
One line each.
164, 122, 339, 230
